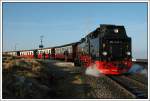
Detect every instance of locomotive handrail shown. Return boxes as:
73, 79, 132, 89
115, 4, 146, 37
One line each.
132, 59, 148, 63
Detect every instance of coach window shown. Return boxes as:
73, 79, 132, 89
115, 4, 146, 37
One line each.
59, 48, 61, 54
55, 49, 56, 53
58, 48, 60, 54
57, 49, 59, 54
61, 48, 63, 53
57, 49, 59, 53
55, 49, 57, 53
58, 48, 60, 53
62, 48, 64, 52
56, 49, 58, 53
67, 48, 69, 53
70, 47, 72, 53
59, 48, 61, 53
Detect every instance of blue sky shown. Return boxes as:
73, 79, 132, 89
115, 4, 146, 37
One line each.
3, 3, 147, 59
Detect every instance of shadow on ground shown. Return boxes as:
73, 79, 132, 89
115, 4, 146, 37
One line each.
2, 56, 91, 99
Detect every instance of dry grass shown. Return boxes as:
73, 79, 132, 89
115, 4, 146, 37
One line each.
2, 55, 53, 99
2, 55, 85, 99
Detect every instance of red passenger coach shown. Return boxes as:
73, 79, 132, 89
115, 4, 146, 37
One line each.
74, 24, 132, 75
20, 50, 34, 59
37, 48, 51, 59
37, 49, 44, 59
54, 43, 77, 61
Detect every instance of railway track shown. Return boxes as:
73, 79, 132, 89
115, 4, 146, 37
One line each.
108, 75, 148, 99
81, 75, 136, 98
70, 66, 148, 99
125, 74, 148, 85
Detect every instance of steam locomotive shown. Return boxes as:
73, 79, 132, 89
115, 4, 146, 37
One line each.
74, 24, 132, 74
4, 24, 132, 75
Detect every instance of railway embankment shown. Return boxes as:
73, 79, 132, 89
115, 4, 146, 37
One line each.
2, 55, 148, 99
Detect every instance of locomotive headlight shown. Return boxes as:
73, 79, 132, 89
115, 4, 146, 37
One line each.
126, 51, 131, 55
102, 51, 107, 56
114, 29, 119, 33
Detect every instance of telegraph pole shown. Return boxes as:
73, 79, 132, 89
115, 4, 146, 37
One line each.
39, 35, 44, 48
39, 35, 45, 59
